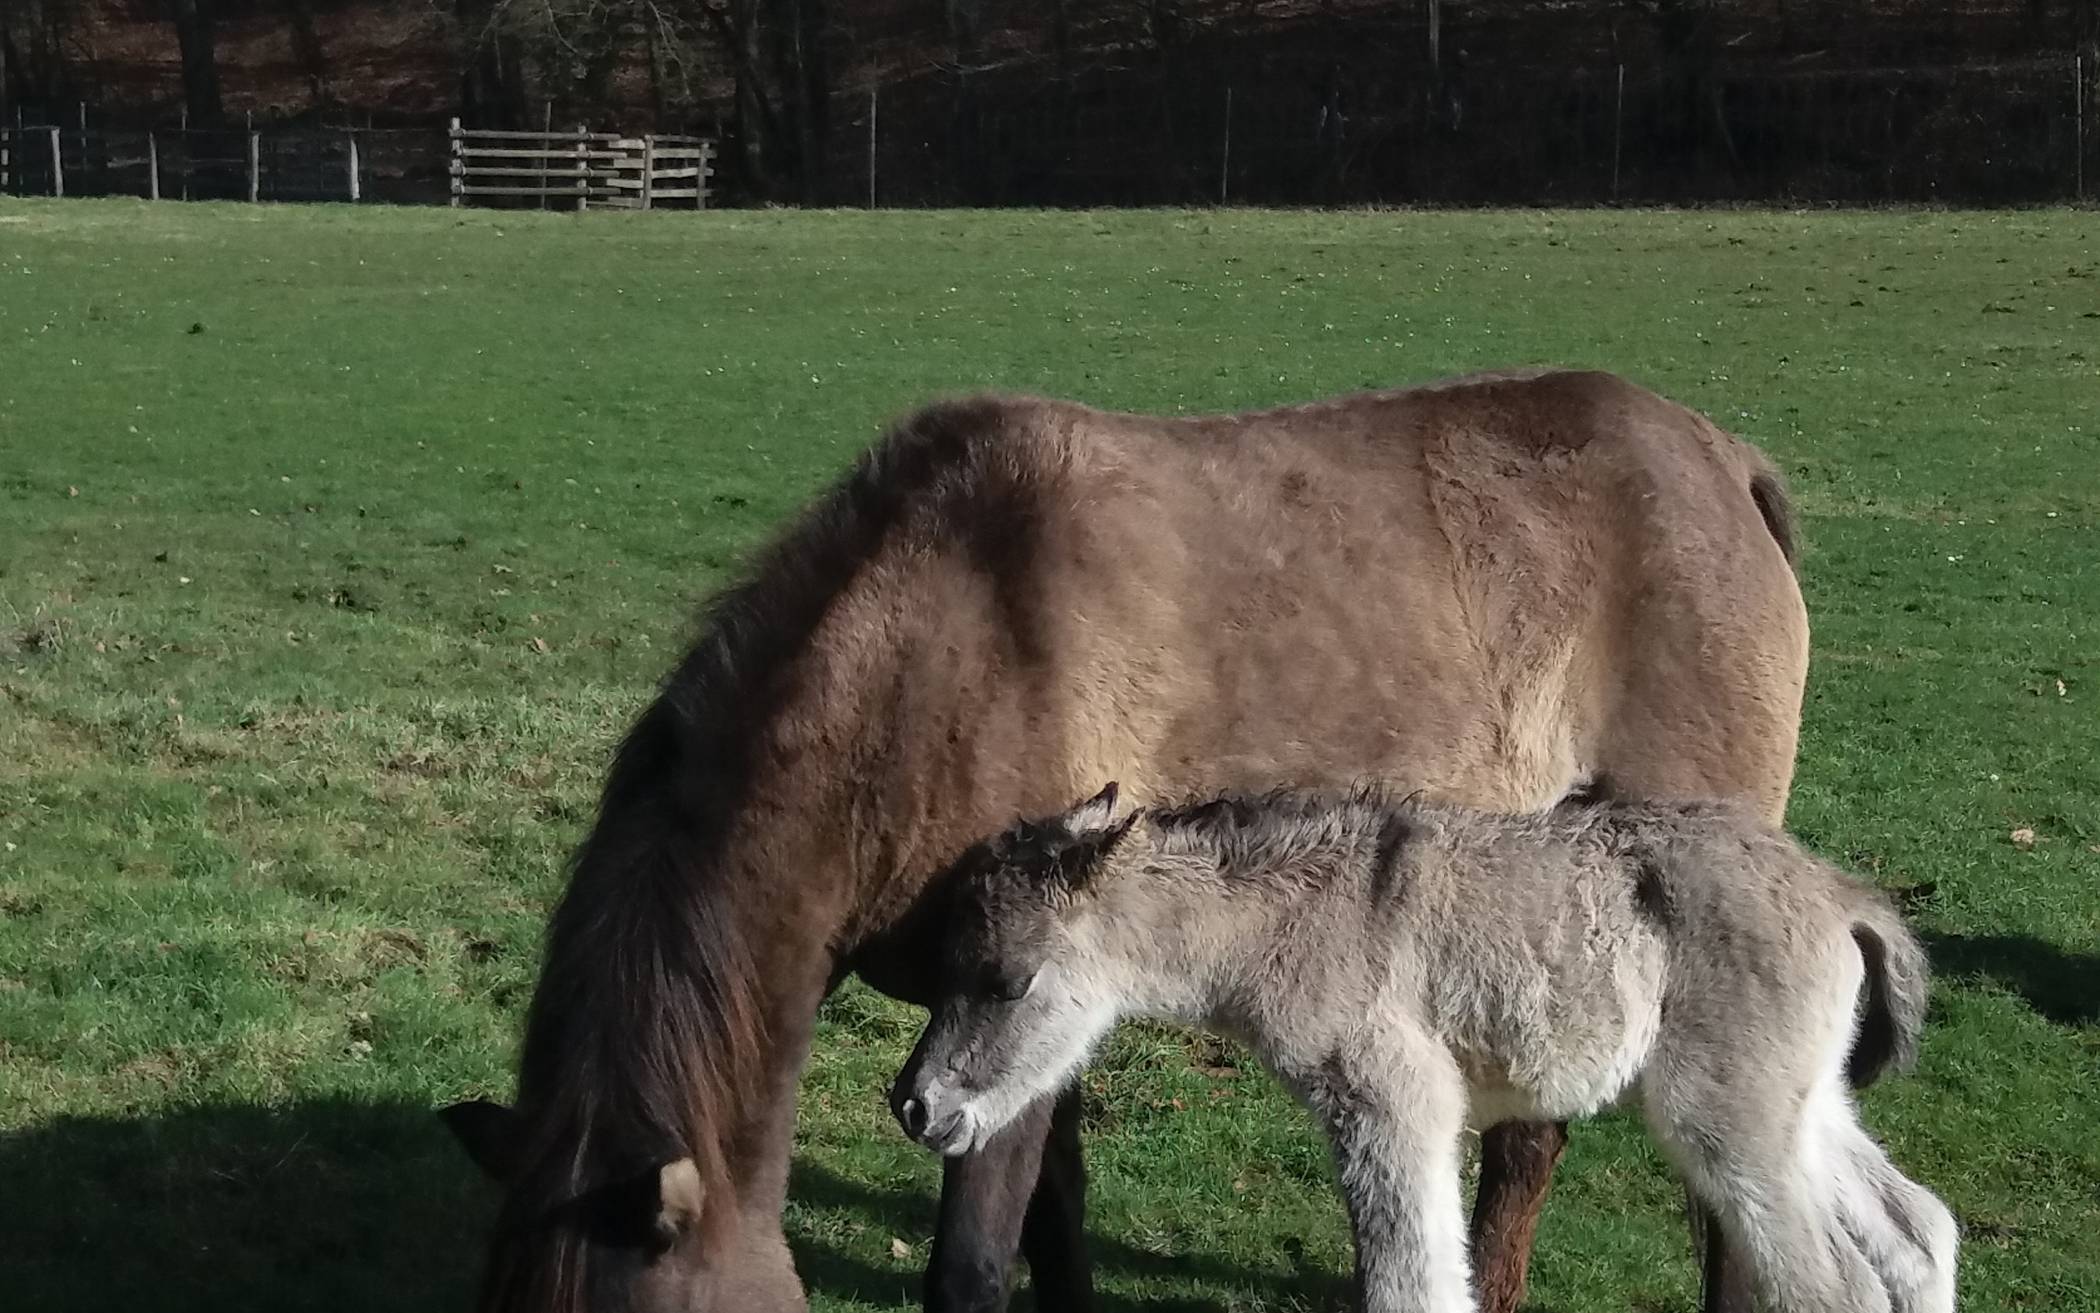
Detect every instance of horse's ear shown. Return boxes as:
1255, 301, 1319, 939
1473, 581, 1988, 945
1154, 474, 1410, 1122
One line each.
441, 1099, 523, 1182
651, 1157, 707, 1247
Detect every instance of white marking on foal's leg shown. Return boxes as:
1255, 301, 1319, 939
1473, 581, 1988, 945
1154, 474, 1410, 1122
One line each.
1304, 1030, 1474, 1313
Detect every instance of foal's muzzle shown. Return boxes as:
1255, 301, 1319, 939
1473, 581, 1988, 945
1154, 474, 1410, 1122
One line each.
891, 1072, 970, 1152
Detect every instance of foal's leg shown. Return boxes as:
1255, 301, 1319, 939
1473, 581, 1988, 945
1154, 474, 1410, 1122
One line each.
1653, 1123, 1881, 1312
924, 1086, 1090, 1313
1308, 1033, 1474, 1313
1647, 1065, 1889, 1313
1470, 1120, 1568, 1313
1828, 1109, 1958, 1313
1690, 1198, 1760, 1313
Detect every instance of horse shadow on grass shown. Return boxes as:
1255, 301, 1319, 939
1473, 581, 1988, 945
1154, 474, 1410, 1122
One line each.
1922, 931, 2100, 1027
786, 1158, 1346, 1313
0, 1097, 1345, 1312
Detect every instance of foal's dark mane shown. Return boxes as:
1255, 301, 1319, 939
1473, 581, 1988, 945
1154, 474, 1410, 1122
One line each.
1141, 784, 1411, 880
492, 398, 1058, 1299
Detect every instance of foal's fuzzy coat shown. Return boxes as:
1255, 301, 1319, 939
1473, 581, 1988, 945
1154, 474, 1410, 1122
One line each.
894, 787, 1958, 1313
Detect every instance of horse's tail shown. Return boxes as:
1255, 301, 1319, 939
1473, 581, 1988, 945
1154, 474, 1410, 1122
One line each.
1744, 448, 1800, 571
1844, 887, 1930, 1088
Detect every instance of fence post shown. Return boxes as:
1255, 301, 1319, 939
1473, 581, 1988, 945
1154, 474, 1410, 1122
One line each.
179, 106, 190, 201
575, 124, 588, 212
867, 87, 878, 208
699, 140, 714, 209
49, 125, 62, 197
148, 132, 160, 200
449, 116, 463, 207
539, 102, 551, 209
347, 130, 360, 201
641, 134, 655, 210
2078, 54, 2086, 204
247, 126, 259, 202
1220, 86, 1233, 205
1611, 63, 1625, 202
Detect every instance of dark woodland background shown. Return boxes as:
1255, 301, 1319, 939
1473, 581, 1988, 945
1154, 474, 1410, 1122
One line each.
4, 0, 2097, 204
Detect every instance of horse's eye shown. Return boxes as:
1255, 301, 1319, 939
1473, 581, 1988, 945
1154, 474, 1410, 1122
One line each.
980, 969, 1035, 1002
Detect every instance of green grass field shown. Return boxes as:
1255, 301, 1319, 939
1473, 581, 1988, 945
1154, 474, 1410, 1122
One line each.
0, 198, 2094, 1312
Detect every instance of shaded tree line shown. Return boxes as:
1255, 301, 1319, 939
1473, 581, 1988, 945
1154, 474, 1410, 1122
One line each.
443, 0, 836, 202
4, 0, 2098, 204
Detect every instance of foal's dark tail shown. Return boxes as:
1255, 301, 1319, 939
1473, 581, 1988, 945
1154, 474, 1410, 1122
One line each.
1845, 890, 1930, 1088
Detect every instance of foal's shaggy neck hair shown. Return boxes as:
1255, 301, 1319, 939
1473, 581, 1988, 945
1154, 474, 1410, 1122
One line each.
1143, 785, 1410, 885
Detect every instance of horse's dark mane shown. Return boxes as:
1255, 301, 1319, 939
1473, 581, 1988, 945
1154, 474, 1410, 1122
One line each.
493, 396, 1058, 1292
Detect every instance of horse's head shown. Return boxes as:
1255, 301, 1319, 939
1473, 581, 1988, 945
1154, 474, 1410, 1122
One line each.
443, 1098, 804, 1313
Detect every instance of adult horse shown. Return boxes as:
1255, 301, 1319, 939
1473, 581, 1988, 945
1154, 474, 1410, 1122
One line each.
443, 368, 1808, 1313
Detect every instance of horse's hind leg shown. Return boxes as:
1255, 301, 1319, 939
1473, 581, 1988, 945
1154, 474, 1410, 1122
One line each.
1828, 1107, 1958, 1313
1305, 1030, 1475, 1313
1470, 1120, 1568, 1313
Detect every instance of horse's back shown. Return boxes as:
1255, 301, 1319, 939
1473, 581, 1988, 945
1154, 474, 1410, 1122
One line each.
952, 371, 1805, 818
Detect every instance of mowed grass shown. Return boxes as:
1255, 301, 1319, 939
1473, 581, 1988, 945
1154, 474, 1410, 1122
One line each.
0, 198, 2094, 1312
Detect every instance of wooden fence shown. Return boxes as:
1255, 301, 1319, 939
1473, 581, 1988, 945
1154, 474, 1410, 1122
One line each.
447, 121, 714, 210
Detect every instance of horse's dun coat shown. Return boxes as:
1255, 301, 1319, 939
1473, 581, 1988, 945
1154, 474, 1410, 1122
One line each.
896, 786, 1958, 1313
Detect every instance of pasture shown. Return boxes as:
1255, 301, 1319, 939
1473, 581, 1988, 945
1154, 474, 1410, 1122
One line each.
0, 198, 2095, 1311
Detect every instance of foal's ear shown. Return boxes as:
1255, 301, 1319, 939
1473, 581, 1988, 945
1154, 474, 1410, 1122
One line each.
1057, 782, 1138, 889
440, 1099, 523, 1182
1065, 781, 1124, 835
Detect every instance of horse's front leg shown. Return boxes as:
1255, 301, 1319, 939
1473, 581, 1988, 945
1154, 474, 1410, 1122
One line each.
1019, 1083, 1094, 1309
923, 1084, 1093, 1313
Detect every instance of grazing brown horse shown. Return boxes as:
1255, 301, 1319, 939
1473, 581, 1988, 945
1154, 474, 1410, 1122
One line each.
442, 369, 1808, 1313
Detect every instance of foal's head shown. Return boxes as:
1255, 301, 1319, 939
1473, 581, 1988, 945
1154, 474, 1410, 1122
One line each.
890, 783, 1138, 1156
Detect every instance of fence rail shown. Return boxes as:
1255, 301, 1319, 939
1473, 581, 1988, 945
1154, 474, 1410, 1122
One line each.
447, 121, 714, 210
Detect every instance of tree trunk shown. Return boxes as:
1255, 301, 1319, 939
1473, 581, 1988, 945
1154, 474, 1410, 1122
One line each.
732, 0, 776, 194
946, 0, 982, 202
791, 0, 828, 203
284, 0, 329, 106
170, 0, 223, 124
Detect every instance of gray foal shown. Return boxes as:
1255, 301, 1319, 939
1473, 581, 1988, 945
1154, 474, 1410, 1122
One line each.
891, 785, 1958, 1313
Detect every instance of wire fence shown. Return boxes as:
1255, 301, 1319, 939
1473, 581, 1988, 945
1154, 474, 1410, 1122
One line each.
842, 52, 2096, 208
0, 120, 452, 204
3, 51, 2092, 209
